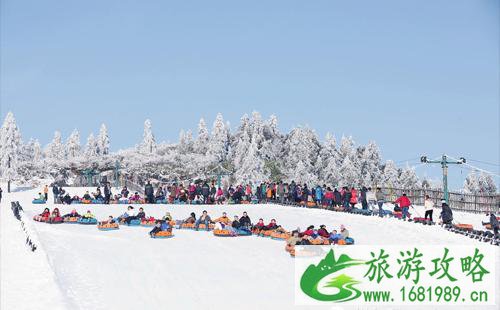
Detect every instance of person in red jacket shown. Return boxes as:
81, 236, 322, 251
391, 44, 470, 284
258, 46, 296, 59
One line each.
252, 218, 265, 231
395, 193, 412, 220
303, 225, 315, 236
265, 219, 278, 231
317, 225, 330, 238
350, 187, 358, 208
39, 208, 50, 218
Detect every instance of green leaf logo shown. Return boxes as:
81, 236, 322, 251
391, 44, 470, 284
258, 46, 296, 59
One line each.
300, 249, 364, 302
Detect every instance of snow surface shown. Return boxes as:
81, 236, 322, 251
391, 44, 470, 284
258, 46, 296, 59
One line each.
1, 185, 498, 310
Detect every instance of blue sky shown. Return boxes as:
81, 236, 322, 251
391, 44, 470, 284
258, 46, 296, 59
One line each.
1, 0, 498, 189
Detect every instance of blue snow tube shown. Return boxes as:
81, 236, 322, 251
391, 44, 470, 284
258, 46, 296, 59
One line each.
125, 219, 141, 226
32, 199, 46, 204
155, 199, 167, 204
71, 200, 81, 204
98, 227, 119, 231
235, 229, 252, 236
92, 199, 104, 204
118, 200, 129, 204
345, 237, 355, 245
78, 218, 98, 225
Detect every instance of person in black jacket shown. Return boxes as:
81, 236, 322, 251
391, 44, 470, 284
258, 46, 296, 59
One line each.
239, 211, 251, 228
144, 181, 154, 203
360, 187, 368, 210
333, 188, 341, 208
439, 201, 453, 225
104, 183, 111, 204
232, 216, 241, 230
137, 207, 146, 219
482, 213, 499, 236
52, 186, 59, 203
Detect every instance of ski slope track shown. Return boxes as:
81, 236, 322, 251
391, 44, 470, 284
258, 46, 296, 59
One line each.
1, 185, 498, 310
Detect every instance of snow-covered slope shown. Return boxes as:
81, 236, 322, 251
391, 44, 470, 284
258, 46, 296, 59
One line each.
1, 186, 498, 310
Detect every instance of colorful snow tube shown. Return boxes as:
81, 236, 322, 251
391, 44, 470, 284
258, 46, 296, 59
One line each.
32, 199, 46, 204
235, 229, 252, 236
197, 223, 215, 230
270, 232, 291, 240
310, 238, 329, 245
345, 237, 355, 245
64, 217, 80, 223
213, 229, 234, 237
98, 223, 119, 231
251, 199, 259, 204
260, 230, 274, 238
33, 215, 49, 222
123, 219, 141, 226
151, 230, 174, 239
140, 218, 157, 227
71, 200, 81, 204
92, 199, 104, 204
81, 199, 92, 204
181, 223, 195, 229
118, 200, 129, 204
78, 217, 98, 225
155, 199, 167, 204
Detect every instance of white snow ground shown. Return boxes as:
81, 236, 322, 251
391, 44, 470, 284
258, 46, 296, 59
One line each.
1, 184, 498, 310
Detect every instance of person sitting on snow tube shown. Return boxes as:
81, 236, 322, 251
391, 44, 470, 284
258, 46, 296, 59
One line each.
82, 210, 95, 219
253, 218, 265, 231
124, 206, 139, 224
63, 209, 80, 218
99, 215, 116, 225
137, 207, 146, 219
195, 210, 212, 231
162, 212, 172, 222
317, 225, 330, 238
48, 208, 63, 223
39, 208, 51, 218
340, 225, 349, 239
183, 212, 196, 224
329, 229, 342, 244
149, 220, 172, 237
82, 191, 92, 201
35, 192, 45, 201
214, 212, 231, 225
61, 193, 73, 205
286, 231, 302, 253
155, 187, 165, 201
263, 219, 278, 231
482, 212, 499, 236
302, 225, 315, 237
129, 192, 141, 202
239, 211, 252, 229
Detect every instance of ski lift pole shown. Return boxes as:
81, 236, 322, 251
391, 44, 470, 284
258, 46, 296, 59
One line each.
420, 154, 466, 204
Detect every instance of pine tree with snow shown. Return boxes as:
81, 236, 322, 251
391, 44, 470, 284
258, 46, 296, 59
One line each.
339, 155, 358, 187
282, 127, 320, 184
194, 118, 209, 154
398, 165, 419, 189
45, 131, 65, 160
206, 113, 229, 162
97, 124, 110, 155
66, 129, 81, 158
0, 112, 22, 189
463, 170, 479, 194
382, 160, 400, 188
317, 133, 341, 185
235, 133, 268, 184
359, 141, 382, 186
477, 172, 497, 194
84, 133, 99, 158
141, 119, 156, 154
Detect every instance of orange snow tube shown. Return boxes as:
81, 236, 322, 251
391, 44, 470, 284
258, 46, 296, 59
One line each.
213, 229, 233, 237
270, 232, 290, 240
152, 230, 174, 238
181, 223, 195, 229
306, 201, 316, 207
97, 223, 119, 230
455, 224, 473, 231
338, 239, 346, 245
198, 223, 215, 230
310, 238, 329, 245
82, 199, 92, 204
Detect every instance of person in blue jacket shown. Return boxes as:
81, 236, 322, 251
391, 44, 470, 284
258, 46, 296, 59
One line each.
315, 185, 323, 206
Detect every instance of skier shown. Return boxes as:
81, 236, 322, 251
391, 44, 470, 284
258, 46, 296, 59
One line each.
424, 195, 435, 222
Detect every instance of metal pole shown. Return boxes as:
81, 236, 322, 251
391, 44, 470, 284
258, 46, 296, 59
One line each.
442, 155, 449, 204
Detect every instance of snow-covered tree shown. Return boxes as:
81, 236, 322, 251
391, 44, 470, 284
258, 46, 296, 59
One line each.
282, 126, 320, 184
382, 160, 400, 188
97, 124, 110, 155
465, 170, 497, 194
45, 131, 65, 160
317, 133, 341, 185
398, 165, 419, 189
0, 112, 22, 185
66, 129, 81, 158
339, 155, 358, 187
84, 133, 99, 158
463, 170, 480, 194
178, 129, 194, 153
234, 133, 268, 184
194, 118, 209, 154
359, 141, 382, 186
206, 113, 229, 162
140, 119, 156, 154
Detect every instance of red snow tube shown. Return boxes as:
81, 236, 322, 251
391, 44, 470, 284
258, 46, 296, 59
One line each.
33, 215, 49, 222
140, 218, 156, 227
48, 216, 63, 224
